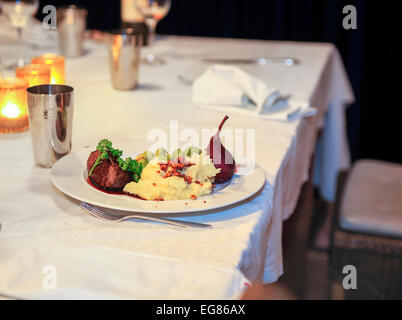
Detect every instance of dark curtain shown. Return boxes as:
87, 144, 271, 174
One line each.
36, 0, 399, 163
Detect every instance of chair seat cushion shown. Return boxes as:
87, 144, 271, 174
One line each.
340, 159, 402, 238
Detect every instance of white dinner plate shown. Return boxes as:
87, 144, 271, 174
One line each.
50, 143, 266, 214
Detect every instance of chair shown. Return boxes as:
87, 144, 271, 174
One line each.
329, 159, 402, 299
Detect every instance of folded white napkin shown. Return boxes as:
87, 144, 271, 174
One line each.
192, 65, 316, 122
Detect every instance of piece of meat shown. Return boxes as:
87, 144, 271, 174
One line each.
87, 150, 132, 190
87, 150, 100, 171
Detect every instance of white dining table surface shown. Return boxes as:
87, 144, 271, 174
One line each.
0, 24, 354, 299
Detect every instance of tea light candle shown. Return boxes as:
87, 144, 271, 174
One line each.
15, 64, 51, 87
0, 78, 29, 133
31, 54, 65, 84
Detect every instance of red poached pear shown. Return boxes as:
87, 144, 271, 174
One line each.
206, 115, 236, 183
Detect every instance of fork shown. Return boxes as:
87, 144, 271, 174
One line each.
80, 202, 212, 229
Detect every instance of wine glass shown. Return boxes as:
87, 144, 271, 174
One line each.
0, 0, 39, 68
134, 0, 171, 64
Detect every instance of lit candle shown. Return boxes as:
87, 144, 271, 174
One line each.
31, 54, 65, 84
0, 78, 29, 133
15, 64, 51, 87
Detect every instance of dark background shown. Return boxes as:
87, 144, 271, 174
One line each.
36, 0, 399, 163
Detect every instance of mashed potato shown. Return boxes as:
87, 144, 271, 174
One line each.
123, 151, 220, 201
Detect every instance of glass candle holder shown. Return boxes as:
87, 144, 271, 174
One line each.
0, 78, 29, 133
31, 54, 65, 84
15, 64, 51, 87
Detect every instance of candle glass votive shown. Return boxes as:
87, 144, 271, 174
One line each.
0, 78, 29, 133
15, 64, 51, 87
31, 54, 65, 84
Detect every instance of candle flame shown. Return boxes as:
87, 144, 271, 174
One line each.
1, 102, 22, 119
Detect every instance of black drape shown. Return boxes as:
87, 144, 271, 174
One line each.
35, 0, 399, 163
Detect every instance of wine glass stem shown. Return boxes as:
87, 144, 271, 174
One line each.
145, 18, 157, 46
16, 27, 24, 66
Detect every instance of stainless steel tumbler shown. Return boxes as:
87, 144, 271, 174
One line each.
27, 85, 74, 168
108, 28, 142, 90
57, 5, 87, 57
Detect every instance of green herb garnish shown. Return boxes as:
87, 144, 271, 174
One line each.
117, 157, 143, 182
89, 139, 143, 182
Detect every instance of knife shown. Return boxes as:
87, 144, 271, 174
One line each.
201, 57, 300, 66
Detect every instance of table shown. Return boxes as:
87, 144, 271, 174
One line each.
0, 29, 354, 299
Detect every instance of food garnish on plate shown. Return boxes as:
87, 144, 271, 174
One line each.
124, 149, 220, 201
86, 116, 235, 201
87, 139, 143, 191
205, 115, 236, 183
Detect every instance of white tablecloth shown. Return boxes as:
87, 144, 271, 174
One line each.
0, 30, 354, 299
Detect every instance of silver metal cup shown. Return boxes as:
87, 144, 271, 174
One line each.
27, 85, 74, 168
57, 5, 87, 57
108, 28, 142, 90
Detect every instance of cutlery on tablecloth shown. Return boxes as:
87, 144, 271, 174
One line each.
286, 107, 301, 120
80, 202, 212, 229
201, 57, 300, 66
